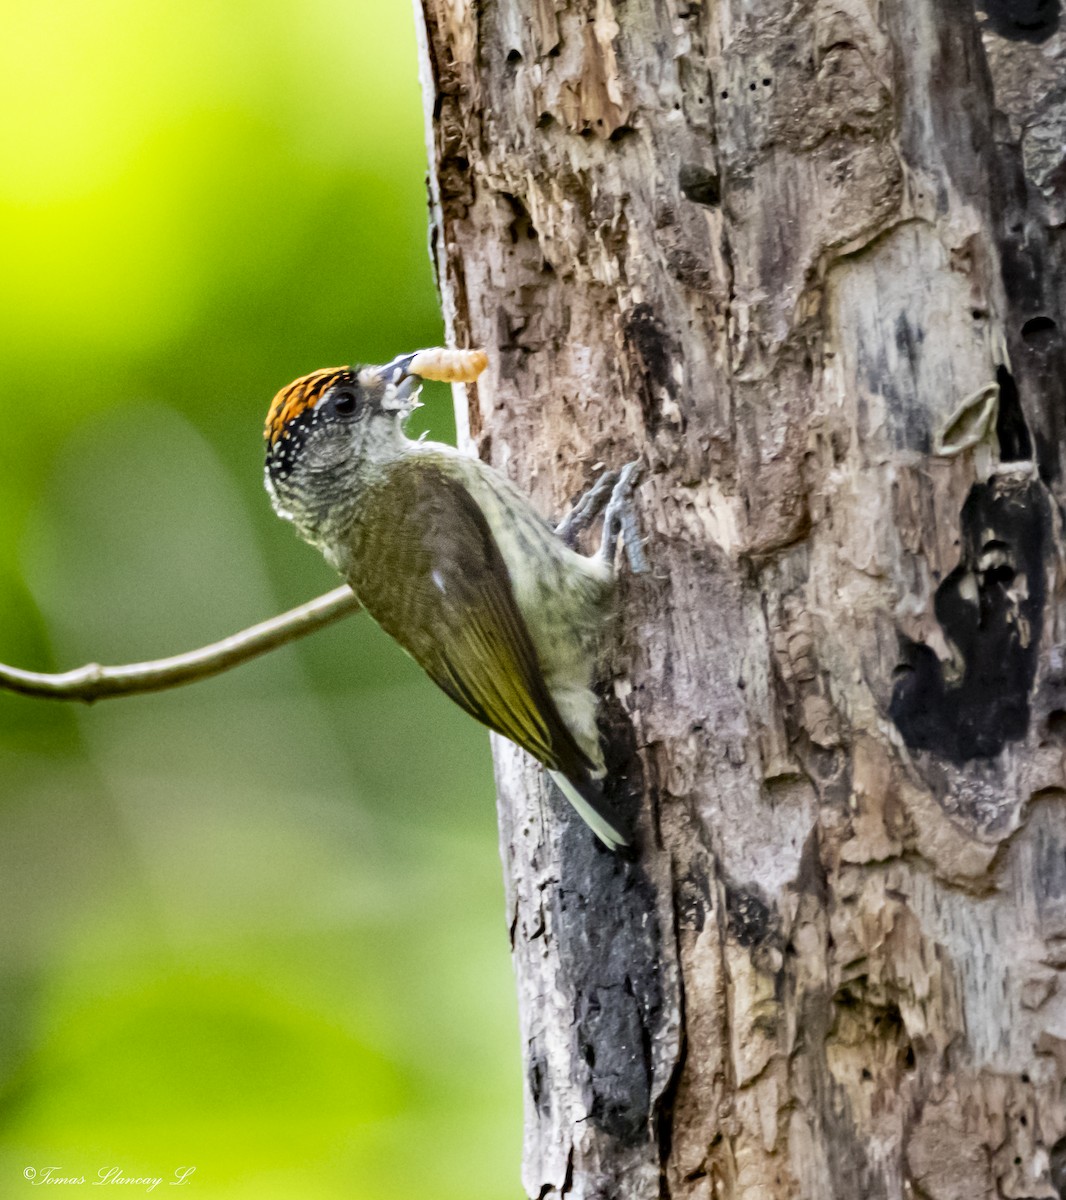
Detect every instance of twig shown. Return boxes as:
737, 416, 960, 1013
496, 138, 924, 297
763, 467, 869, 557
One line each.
0, 586, 361, 704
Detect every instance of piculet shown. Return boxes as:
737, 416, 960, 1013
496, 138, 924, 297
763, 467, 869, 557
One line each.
263, 348, 645, 850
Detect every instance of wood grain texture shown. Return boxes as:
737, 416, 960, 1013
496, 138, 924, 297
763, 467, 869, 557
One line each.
415, 0, 1066, 1194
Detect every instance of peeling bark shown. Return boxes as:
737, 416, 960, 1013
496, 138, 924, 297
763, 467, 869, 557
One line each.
415, 1, 1066, 1195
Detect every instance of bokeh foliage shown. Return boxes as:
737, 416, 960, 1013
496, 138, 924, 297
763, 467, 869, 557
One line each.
0, 2, 520, 1195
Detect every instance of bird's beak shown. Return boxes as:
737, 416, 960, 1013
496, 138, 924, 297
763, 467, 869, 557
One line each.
361, 354, 424, 412
390, 374, 424, 408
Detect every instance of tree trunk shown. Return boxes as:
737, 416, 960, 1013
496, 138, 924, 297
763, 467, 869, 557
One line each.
415, 1, 1066, 1196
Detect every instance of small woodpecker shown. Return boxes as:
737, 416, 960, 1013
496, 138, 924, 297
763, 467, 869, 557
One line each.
263, 349, 646, 850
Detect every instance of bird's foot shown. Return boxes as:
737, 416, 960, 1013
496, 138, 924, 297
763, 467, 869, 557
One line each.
555, 468, 620, 547
599, 460, 649, 575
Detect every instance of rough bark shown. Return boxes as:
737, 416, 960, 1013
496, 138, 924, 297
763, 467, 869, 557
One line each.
415, 1, 1066, 1196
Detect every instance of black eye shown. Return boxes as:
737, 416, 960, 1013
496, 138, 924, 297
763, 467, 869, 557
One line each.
332, 390, 357, 416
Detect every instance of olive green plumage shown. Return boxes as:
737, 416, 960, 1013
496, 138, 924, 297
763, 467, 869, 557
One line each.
348, 457, 595, 778
264, 358, 632, 849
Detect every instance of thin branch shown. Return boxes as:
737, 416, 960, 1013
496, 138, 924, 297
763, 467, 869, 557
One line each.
0, 586, 361, 704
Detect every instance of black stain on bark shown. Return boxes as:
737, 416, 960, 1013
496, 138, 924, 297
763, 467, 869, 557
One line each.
725, 883, 775, 948
996, 207, 1066, 482
595, 683, 648, 849
678, 163, 721, 207
854, 325, 931, 454
677, 864, 711, 933
528, 1052, 550, 1116
894, 312, 925, 362
544, 688, 663, 1146
995, 365, 1034, 462
551, 856, 663, 1144
890, 477, 1050, 762
624, 304, 682, 437
977, 0, 1060, 41
608, 124, 638, 144
1051, 1134, 1066, 1197
1000, 223, 1041, 305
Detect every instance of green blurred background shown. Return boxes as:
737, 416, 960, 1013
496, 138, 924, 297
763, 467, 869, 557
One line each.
0, 2, 521, 1196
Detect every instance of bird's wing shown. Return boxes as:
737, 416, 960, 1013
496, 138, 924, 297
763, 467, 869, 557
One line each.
345, 458, 596, 781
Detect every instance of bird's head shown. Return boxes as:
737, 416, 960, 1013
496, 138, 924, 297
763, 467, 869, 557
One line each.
263, 358, 422, 544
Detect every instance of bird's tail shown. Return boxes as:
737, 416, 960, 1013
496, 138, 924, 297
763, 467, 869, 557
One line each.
547, 770, 629, 852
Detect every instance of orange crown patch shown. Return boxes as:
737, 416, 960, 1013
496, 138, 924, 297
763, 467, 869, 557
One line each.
264, 367, 351, 447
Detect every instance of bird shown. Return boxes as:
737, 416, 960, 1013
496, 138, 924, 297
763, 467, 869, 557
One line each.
263, 348, 646, 850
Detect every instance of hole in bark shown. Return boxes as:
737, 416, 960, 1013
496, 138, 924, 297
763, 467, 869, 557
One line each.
980, 539, 1015, 587
609, 124, 637, 143
506, 48, 522, 64
984, 562, 1016, 585
547, 43, 561, 57
536, 111, 554, 128
1047, 710, 1066, 741
1021, 315, 1057, 345
972, 307, 988, 320
979, 0, 1060, 42
749, 80, 757, 90
861, 1067, 872, 1080
720, 89, 729, 98
762, 77, 772, 85
501, 192, 537, 244
1022, 1072, 1031, 1083
901, 1044, 916, 1071
1021, 1115, 1028, 1126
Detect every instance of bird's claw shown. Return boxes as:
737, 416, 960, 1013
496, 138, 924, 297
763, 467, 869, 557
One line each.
600, 460, 649, 575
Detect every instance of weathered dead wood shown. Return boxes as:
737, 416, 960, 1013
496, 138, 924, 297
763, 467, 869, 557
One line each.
416, 1, 1066, 1196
